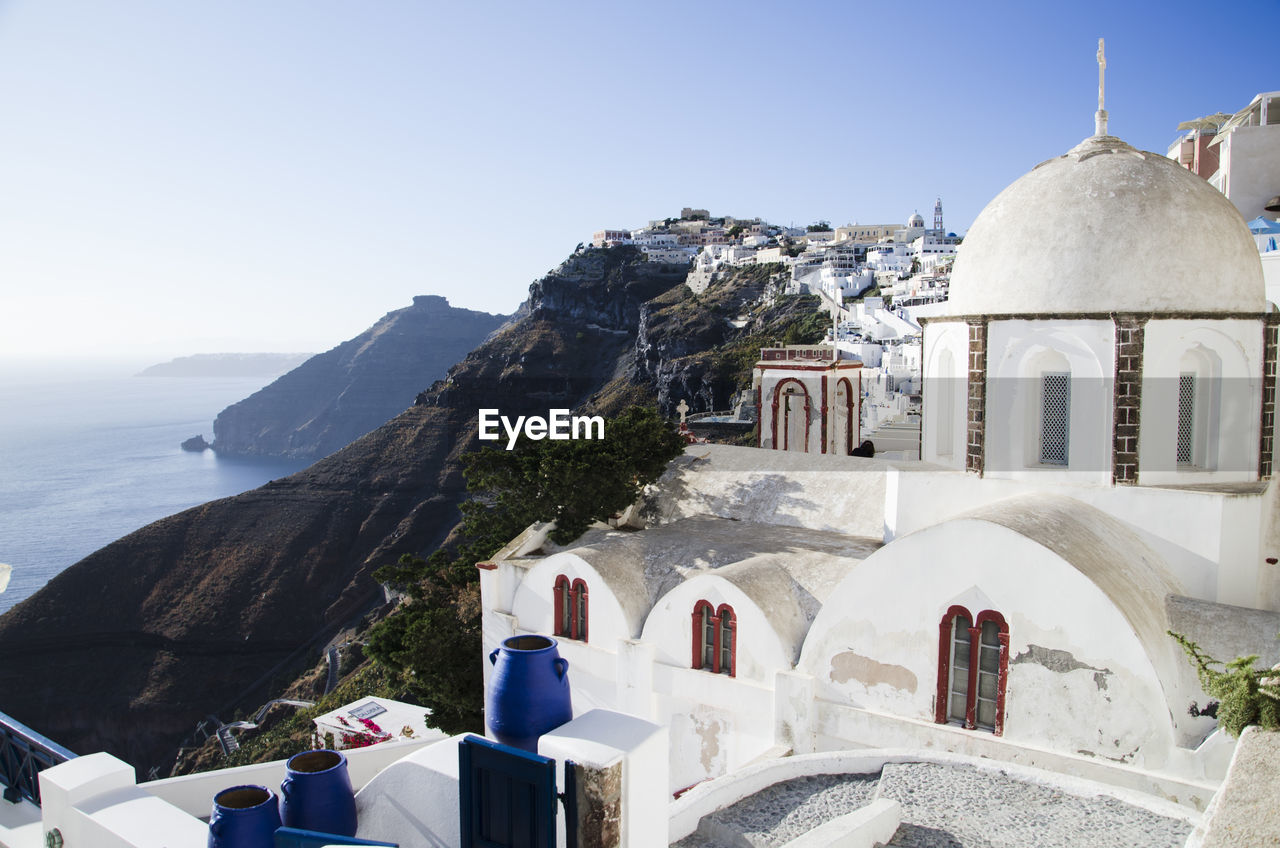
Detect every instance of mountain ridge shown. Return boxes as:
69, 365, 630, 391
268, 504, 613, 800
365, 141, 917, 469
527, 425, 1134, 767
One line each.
0, 247, 823, 771
212, 294, 507, 461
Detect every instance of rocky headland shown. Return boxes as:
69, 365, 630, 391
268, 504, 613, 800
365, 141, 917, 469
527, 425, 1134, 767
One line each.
0, 247, 824, 771
211, 295, 507, 461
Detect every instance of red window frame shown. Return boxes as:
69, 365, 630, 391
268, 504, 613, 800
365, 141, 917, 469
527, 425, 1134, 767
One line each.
552, 575, 588, 642
690, 601, 736, 677
934, 604, 1008, 735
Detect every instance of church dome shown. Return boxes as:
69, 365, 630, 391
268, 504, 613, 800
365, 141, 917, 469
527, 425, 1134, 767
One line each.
948, 133, 1265, 315
907, 212, 925, 228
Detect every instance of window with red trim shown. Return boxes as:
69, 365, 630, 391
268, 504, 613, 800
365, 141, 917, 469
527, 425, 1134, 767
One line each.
935, 605, 1008, 734
552, 575, 588, 642
691, 601, 735, 676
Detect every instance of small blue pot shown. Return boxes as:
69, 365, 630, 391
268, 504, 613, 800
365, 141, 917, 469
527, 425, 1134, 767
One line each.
486, 634, 573, 752
280, 749, 358, 836
208, 784, 281, 848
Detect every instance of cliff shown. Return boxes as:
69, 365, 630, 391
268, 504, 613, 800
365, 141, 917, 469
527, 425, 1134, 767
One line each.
0, 247, 823, 771
212, 295, 507, 460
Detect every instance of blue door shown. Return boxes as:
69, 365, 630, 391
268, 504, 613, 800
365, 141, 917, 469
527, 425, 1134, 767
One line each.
458, 735, 559, 848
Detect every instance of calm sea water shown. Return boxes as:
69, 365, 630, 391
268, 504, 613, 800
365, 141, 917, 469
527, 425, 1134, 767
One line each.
0, 360, 308, 615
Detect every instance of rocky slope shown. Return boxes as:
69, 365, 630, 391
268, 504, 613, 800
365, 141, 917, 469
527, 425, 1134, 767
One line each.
0, 247, 824, 771
212, 295, 506, 460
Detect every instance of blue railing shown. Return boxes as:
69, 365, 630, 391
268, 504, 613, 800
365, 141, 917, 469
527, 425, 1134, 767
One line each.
0, 711, 76, 806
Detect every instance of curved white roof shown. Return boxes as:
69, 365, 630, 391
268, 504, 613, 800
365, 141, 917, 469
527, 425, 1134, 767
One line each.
948, 133, 1265, 316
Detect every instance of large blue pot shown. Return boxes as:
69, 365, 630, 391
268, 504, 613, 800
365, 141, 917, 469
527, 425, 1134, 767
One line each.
208, 784, 281, 848
486, 634, 573, 752
280, 749, 358, 836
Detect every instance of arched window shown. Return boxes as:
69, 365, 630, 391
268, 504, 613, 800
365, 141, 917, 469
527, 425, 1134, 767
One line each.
935, 605, 1008, 734
691, 601, 736, 676
1176, 345, 1221, 470
552, 575, 588, 642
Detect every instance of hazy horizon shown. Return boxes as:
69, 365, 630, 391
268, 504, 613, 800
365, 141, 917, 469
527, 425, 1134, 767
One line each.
0, 1, 1273, 361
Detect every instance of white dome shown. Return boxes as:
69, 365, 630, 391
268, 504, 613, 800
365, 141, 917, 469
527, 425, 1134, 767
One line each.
948, 134, 1265, 315
907, 212, 925, 228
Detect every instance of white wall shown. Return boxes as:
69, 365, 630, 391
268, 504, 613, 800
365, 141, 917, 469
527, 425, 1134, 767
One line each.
797, 519, 1183, 769
984, 319, 1114, 484
922, 321, 967, 469
1139, 319, 1263, 486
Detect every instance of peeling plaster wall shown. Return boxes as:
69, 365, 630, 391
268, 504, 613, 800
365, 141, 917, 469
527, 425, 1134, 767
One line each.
797, 518, 1185, 769
655, 666, 776, 792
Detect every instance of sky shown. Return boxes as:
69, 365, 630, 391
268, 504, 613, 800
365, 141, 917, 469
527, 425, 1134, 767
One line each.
0, 1, 1273, 361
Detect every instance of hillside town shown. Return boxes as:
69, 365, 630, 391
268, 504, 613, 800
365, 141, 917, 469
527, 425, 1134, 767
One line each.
5, 70, 1280, 848
588, 89, 1280, 462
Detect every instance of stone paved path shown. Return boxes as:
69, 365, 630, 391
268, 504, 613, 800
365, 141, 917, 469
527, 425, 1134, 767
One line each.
671, 761, 1193, 848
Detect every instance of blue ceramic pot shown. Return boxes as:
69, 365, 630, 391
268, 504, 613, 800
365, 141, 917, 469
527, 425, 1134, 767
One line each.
208, 784, 281, 848
280, 749, 358, 837
486, 634, 573, 752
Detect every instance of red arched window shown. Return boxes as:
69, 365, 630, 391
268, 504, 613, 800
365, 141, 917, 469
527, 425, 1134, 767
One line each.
552, 575, 588, 642
690, 601, 736, 677
935, 605, 1008, 735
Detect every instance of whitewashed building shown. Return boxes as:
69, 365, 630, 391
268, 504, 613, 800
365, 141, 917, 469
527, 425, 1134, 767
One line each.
479, 100, 1280, 809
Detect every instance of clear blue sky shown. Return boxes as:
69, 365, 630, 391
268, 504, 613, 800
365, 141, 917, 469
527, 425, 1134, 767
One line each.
0, 1, 1273, 360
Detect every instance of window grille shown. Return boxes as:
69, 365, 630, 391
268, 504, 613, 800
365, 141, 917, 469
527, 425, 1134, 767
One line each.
1177, 373, 1196, 465
719, 608, 735, 676
702, 606, 715, 669
948, 614, 971, 723
1040, 373, 1070, 465
975, 620, 1002, 730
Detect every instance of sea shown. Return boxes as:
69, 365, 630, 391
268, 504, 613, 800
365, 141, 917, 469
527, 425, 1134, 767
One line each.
0, 359, 309, 616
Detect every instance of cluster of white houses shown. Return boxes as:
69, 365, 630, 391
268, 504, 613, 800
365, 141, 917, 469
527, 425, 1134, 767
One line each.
591, 199, 958, 307
483, 90, 1280, 810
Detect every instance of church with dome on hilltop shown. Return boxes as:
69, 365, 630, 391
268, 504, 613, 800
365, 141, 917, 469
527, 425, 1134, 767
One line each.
478, 71, 1280, 809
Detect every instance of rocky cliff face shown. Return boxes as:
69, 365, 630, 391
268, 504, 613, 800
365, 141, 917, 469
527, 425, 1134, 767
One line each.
212, 296, 506, 460
0, 248, 823, 771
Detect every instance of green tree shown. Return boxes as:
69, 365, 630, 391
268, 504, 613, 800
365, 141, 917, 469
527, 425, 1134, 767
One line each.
366, 406, 685, 733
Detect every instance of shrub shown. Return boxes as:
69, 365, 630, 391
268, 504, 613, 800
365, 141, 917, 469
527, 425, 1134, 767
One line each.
1169, 630, 1280, 737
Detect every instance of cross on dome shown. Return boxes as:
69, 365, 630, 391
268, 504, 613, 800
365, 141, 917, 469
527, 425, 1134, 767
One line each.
1095, 38, 1109, 137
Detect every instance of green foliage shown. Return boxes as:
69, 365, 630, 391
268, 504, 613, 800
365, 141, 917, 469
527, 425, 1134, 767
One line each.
218, 663, 403, 770
1169, 630, 1280, 737
366, 406, 685, 733
806, 220, 831, 232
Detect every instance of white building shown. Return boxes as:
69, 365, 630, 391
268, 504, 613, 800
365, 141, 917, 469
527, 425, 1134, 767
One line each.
480, 103, 1280, 809
864, 241, 910, 275
1203, 91, 1280, 223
